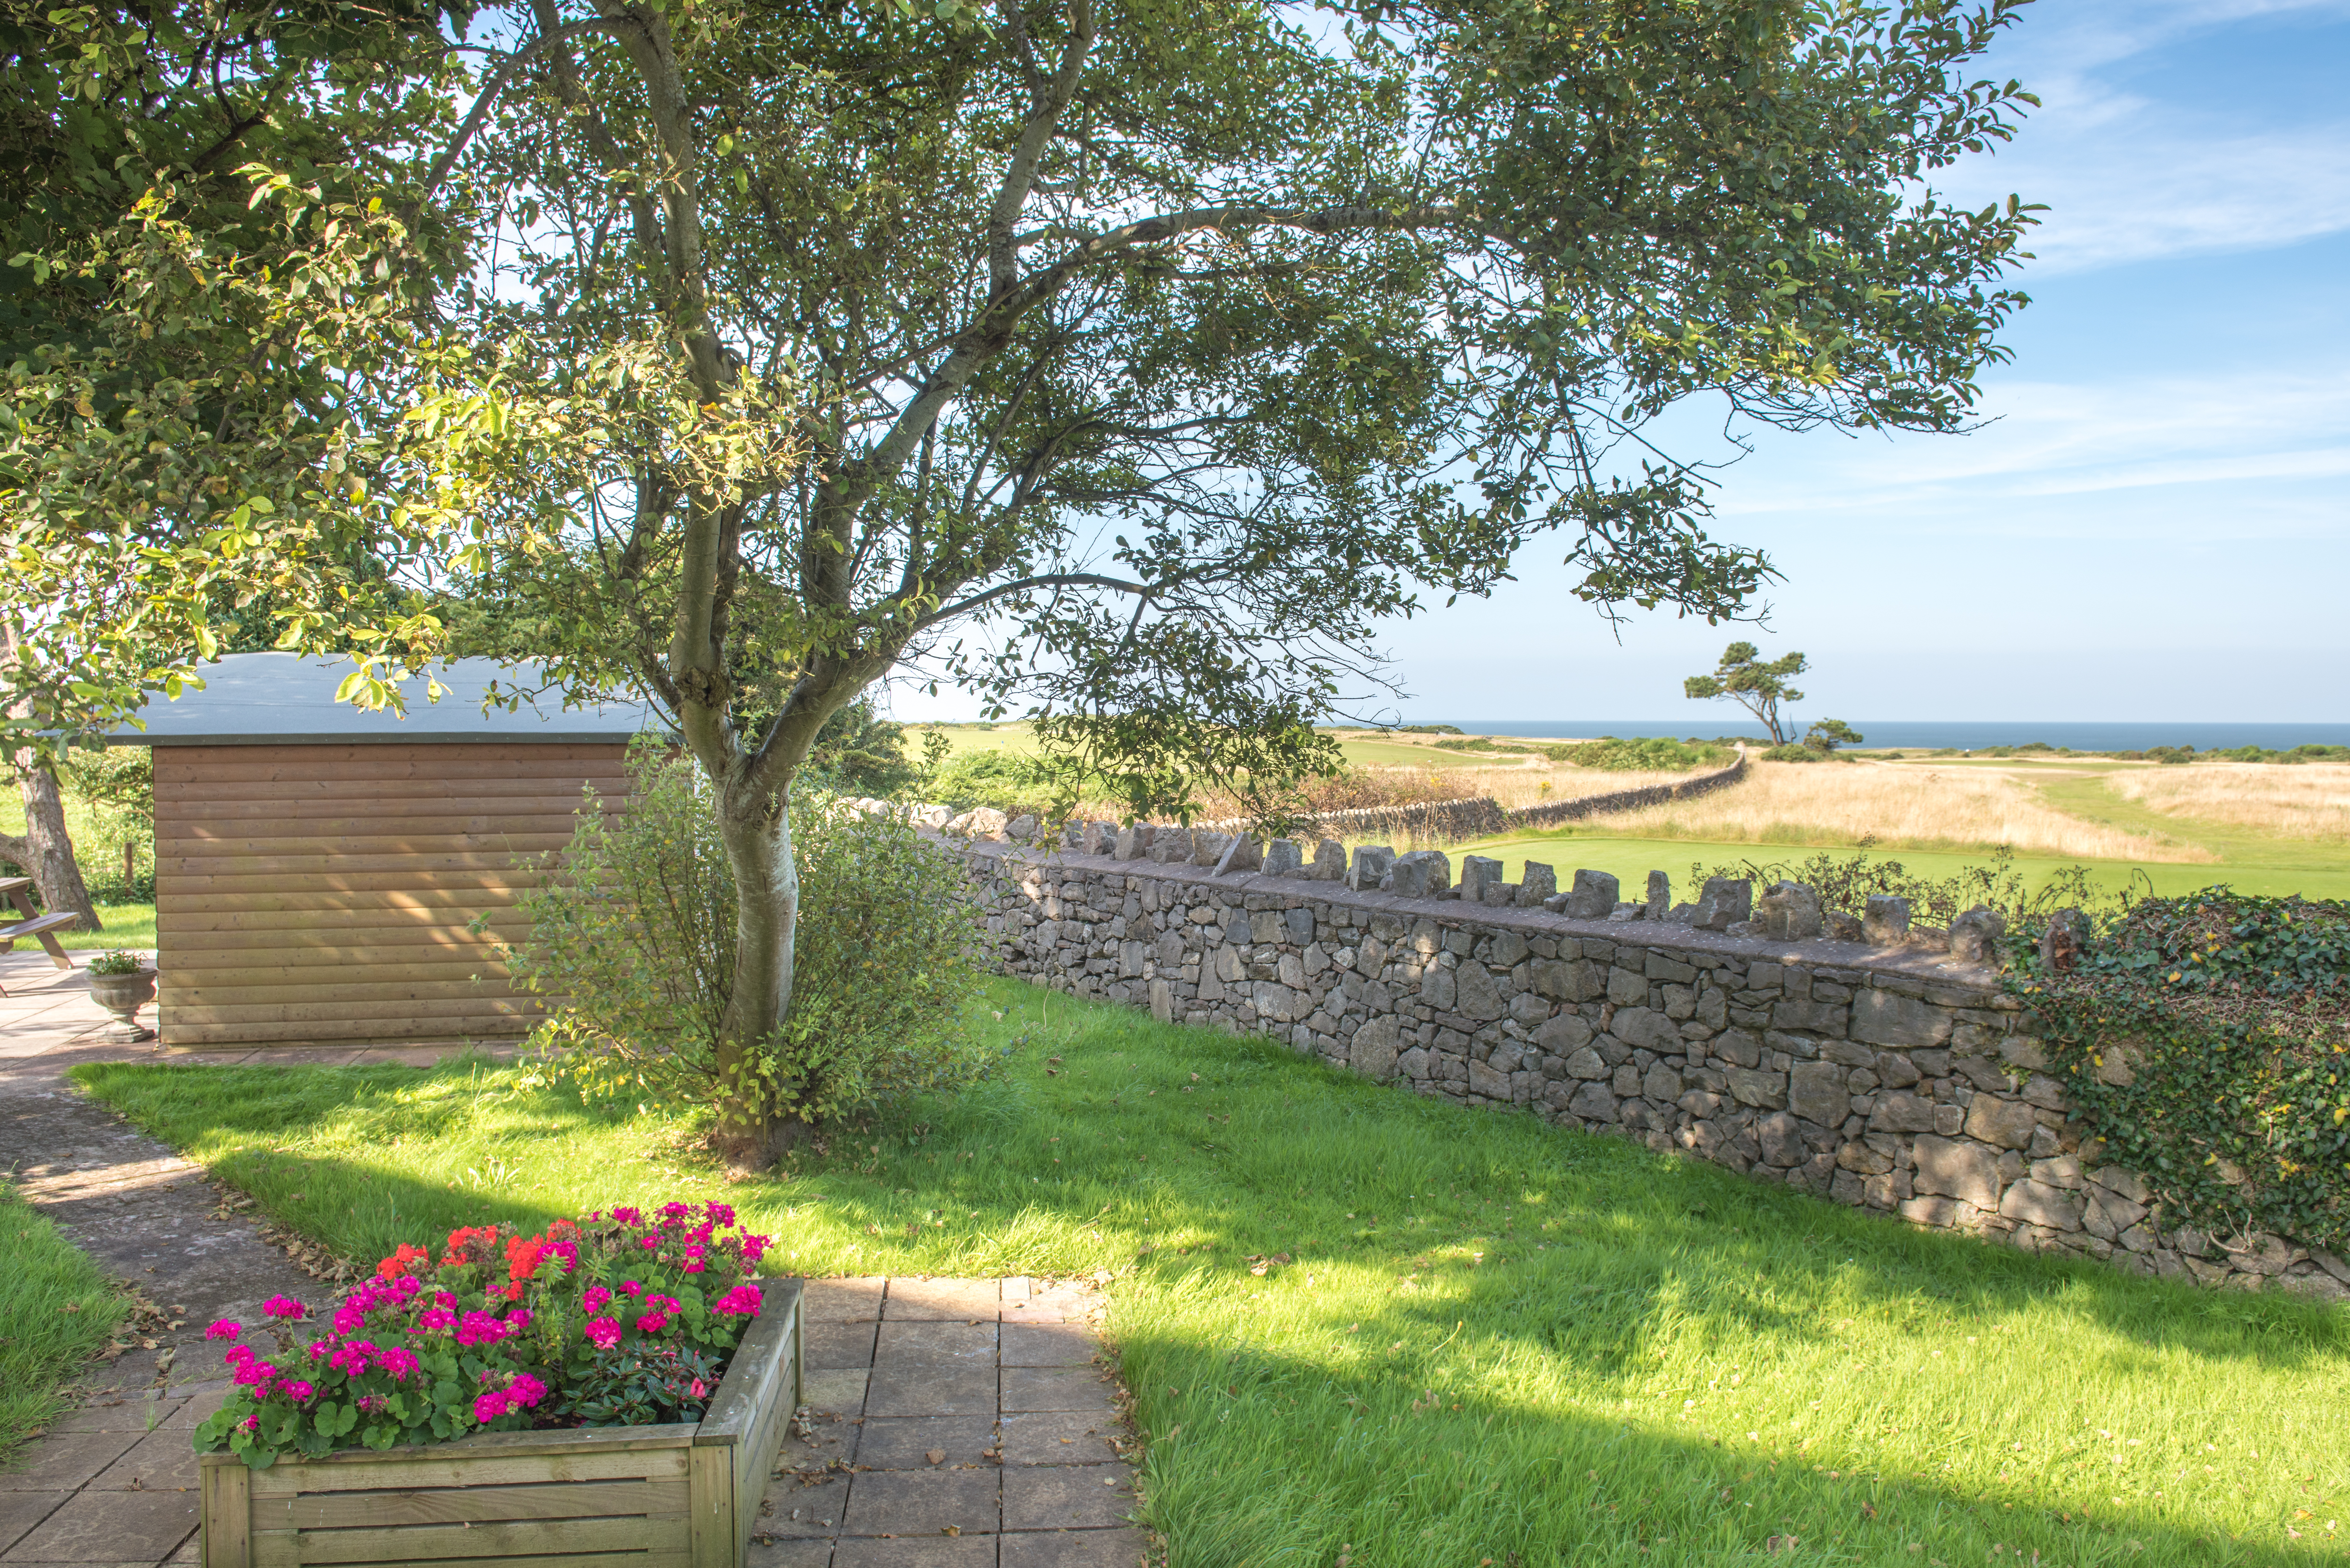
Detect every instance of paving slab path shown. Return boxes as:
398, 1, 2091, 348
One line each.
769, 1276, 1149, 1568
0, 954, 1153, 1568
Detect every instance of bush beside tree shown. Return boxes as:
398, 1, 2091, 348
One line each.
505, 749, 989, 1144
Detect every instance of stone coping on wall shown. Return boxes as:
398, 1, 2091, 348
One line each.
962, 838, 1995, 992
952, 836, 2350, 1306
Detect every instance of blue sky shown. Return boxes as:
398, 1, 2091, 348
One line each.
897, 0, 2350, 725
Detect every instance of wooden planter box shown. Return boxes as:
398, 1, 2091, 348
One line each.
200, 1279, 801, 1568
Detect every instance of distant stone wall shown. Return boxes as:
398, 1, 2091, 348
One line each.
1196, 745, 1748, 844
956, 839, 2349, 1304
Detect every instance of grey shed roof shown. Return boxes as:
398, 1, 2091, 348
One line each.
115, 653, 666, 746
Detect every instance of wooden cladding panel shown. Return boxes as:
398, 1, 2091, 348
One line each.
156, 742, 624, 1049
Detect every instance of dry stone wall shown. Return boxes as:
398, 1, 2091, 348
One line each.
956, 838, 2350, 1304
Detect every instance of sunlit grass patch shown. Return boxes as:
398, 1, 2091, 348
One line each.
76, 980, 2348, 1565
0, 1178, 131, 1465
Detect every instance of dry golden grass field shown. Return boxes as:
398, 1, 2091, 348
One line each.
2108, 760, 2350, 842
1569, 758, 2217, 861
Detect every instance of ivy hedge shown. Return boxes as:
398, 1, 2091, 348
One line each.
2009, 889, 2350, 1255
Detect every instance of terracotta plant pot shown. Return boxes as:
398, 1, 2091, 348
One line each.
87, 967, 157, 1043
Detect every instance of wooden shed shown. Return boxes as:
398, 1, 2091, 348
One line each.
127, 655, 658, 1050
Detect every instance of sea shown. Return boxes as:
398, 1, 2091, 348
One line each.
1417, 720, 2350, 752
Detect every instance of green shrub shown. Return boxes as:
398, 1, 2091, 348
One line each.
507, 749, 989, 1131
926, 748, 1063, 816
1685, 846, 2108, 931
1758, 742, 1826, 763
1545, 736, 1729, 771
2011, 890, 2350, 1252
803, 701, 926, 797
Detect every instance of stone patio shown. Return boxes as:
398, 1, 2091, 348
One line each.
0, 951, 1152, 1568
770, 1277, 1148, 1567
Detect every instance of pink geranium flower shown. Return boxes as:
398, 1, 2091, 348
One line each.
586, 1315, 621, 1349
204, 1320, 242, 1342
713, 1284, 763, 1318
261, 1295, 306, 1320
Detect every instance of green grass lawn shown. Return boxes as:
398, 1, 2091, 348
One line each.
75, 979, 2347, 1565
1437, 832, 2350, 906
50, 902, 155, 951
0, 1179, 132, 1466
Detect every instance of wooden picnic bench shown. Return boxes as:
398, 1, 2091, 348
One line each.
0, 875, 77, 970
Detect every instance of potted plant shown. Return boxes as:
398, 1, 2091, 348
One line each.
196, 1201, 801, 1568
86, 950, 157, 1042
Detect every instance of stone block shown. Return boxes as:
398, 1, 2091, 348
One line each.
1851, 989, 1954, 1048
1724, 1065, 1787, 1108
1610, 1006, 1681, 1053
1755, 882, 1825, 942
1567, 1082, 1619, 1121
1390, 850, 1452, 899
1419, 965, 1456, 1011
2029, 1155, 2086, 1190
1963, 1095, 2038, 1150
1468, 1058, 1512, 1099
2087, 1166, 2150, 1206
1456, 964, 1506, 1022
1773, 998, 1849, 1036
1537, 1013, 1595, 1055
1757, 1110, 1806, 1167
1712, 1028, 1762, 1068
1912, 1134, 2002, 1209
1642, 1063, 1684, 1102
1113, 822, 1154, 860
1606, 967, 1649, 1006
1788, 1061, 1850, 1126
1836, 1140, 1894, 1175
1564, 868, 1620, 919
1519, 862, 1559, 906
1644, 870, 1671, 921
1949, 905, 2007, 965
1310, 839, 1347, 880
1532, 956, 1603, 1001
1151, 827, 1194, 864
1262, 838, 1304, 876
1899, 1194, 1973, 1229
1999, 1179, 2084, 1232
1862, 895, 1911, 946
1458, 855, 1505, 902
1562, 1046, 1608, 1080
1507, 991, 1551, 1027
1348, 844, 1396, 892
1866, 1090, 1936, 1134
1693, 876, 1752, 931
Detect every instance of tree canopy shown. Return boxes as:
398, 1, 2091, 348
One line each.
1686, 639, 1810, 744
2, 0, 2045, 1161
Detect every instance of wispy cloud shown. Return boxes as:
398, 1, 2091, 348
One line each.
1934, 0, 2350, 272
1710, 370, 2350, 533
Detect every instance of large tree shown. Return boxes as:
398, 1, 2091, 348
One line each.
6, 0, 2044, 1165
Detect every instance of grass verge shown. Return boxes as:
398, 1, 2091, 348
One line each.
0, 1178, 132, 1466
74, 980, 2348, 1565
1443, 834, 2350, 905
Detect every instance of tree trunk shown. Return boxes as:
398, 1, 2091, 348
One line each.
0, 757, 101, 932
707, 769, 803, 1172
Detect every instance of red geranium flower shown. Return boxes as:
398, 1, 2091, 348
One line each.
376, 1243, 429, 1280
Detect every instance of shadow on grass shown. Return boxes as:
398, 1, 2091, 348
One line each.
69, 981, 2347, 1566
1120, 1326, 2314, 1567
